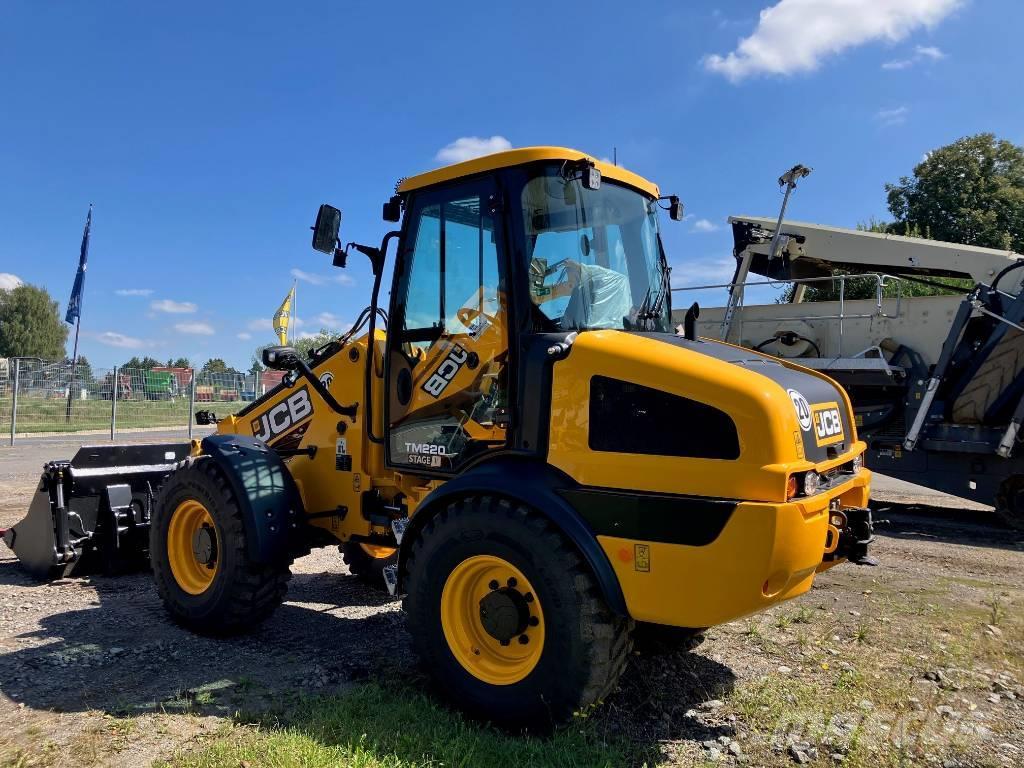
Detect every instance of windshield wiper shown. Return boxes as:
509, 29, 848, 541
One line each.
635, 235, 671, 325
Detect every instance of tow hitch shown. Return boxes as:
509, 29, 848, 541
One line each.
824, 505, 877, 566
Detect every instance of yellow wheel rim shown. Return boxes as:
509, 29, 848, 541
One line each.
359, 542, 397, 559
167, 499, 220, 595
440, 555, 545, 685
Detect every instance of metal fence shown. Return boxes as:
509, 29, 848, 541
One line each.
1, 359, 267, 444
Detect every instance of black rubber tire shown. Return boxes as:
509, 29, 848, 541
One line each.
952, 329, 1024, 424
150, 458, 292, 635
341, 540, 397, 588
632, 623, 706, 655
403, 496, 633, 730
996, 475, 1024, 531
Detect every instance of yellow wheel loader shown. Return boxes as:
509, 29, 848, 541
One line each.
3, 147, 874, 727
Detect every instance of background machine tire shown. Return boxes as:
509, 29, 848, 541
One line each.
996, 475, 1024, 531
403, 496, 633, 729
150, 459, 292, 635
341, 540, 398, 588
952, 329, 1024, 424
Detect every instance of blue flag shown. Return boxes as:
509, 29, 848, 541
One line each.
65, 206, 91, 325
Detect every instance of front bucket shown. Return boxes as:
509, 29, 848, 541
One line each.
2, 443, 191, 580
3, 470, 76, 579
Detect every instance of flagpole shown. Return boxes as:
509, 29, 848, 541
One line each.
65, 204, 92, 423
291, 280, 297, 346
65, 310, 82, 422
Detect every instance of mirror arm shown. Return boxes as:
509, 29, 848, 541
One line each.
364, 230, 401, 445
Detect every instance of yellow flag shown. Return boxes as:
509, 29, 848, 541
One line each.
272, 285, 294, 345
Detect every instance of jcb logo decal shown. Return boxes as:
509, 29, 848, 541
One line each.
811, 401, 844, 446
422, 344, 468, 398
252, 386, 313, 443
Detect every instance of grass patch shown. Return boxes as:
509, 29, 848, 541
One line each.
159, 681, 641, 768
0, 395, 249, 434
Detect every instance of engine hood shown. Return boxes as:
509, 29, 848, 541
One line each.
628, 332, 855, 463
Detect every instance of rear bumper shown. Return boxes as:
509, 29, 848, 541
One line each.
598, 469, 871, 628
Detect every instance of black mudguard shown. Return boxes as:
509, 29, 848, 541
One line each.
199, 433, 306, 563
397, 456, 628, 616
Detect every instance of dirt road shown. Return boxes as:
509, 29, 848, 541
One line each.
0, 438, 1021, 766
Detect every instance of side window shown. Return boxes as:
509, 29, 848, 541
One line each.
402, 204, 442, 354
389, 185, 509, 473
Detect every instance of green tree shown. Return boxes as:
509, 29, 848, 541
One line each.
252, 329, 338, 369
165, 356, 191, 369
202, 358, 241, 376
294, 330, 336, 360
0, 283, 69, 359
65, 354, 95, 386
122, 356, 161, 370
886, 133, 1024, 252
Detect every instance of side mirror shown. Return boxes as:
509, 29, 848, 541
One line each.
669, 196, 684, 222
382, 195, 402, 222
262, 346, 300, 371
311, 204, 342, 254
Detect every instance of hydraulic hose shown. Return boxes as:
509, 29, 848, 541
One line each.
754, 334, 822, 358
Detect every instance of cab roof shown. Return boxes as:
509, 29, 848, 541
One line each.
396, 146, 660, 199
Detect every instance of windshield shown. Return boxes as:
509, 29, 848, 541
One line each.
521, 166, 670, 332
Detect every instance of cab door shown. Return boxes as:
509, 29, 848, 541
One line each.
385, 178, 510, 474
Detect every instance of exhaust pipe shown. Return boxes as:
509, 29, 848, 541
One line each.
683, 302, 700, 341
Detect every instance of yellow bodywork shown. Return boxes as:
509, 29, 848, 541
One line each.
207, 147, 869, 634
215, 333, 438, 545
398, 146, 660, 199
547, 330, 870, 628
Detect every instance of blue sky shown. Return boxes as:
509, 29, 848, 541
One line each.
1, 0, 1021, 370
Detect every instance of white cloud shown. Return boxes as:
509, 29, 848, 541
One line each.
246, 315, 304, 333
174, 321, 215, 335
876, 105, 909, 126
691, 218, 720, 233
115, 288, 153, 297
435, 136, 512, 164
882, 43, 946, 69
315, 311, 349, 329
0, 273, 23, 290
290, 268, 354, 287
916, 45, 945, 60
671, 256, 737, 287
151, 299, 197, 314
237, 332, 252, 340
95, 331, 146, 349
291, 268, 325, 285
704, 0, 960, 82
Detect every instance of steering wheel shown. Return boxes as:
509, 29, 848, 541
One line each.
457, 305, 498, 331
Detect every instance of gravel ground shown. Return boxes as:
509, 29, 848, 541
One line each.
1, 436, 1022, 766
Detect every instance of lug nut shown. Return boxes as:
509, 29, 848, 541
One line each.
507, 577, 517, 588
500, 639, 510, 647
529, 616, 539, 627
524, 592, 534, 603
488, 580, 499, 591
518, 634, 529, 644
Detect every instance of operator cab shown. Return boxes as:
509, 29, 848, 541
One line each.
310, 147, 684, 477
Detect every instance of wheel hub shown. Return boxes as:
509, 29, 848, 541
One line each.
192, 525, 217, 567
479, 587, 530, 643
440, 554, 546, 685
